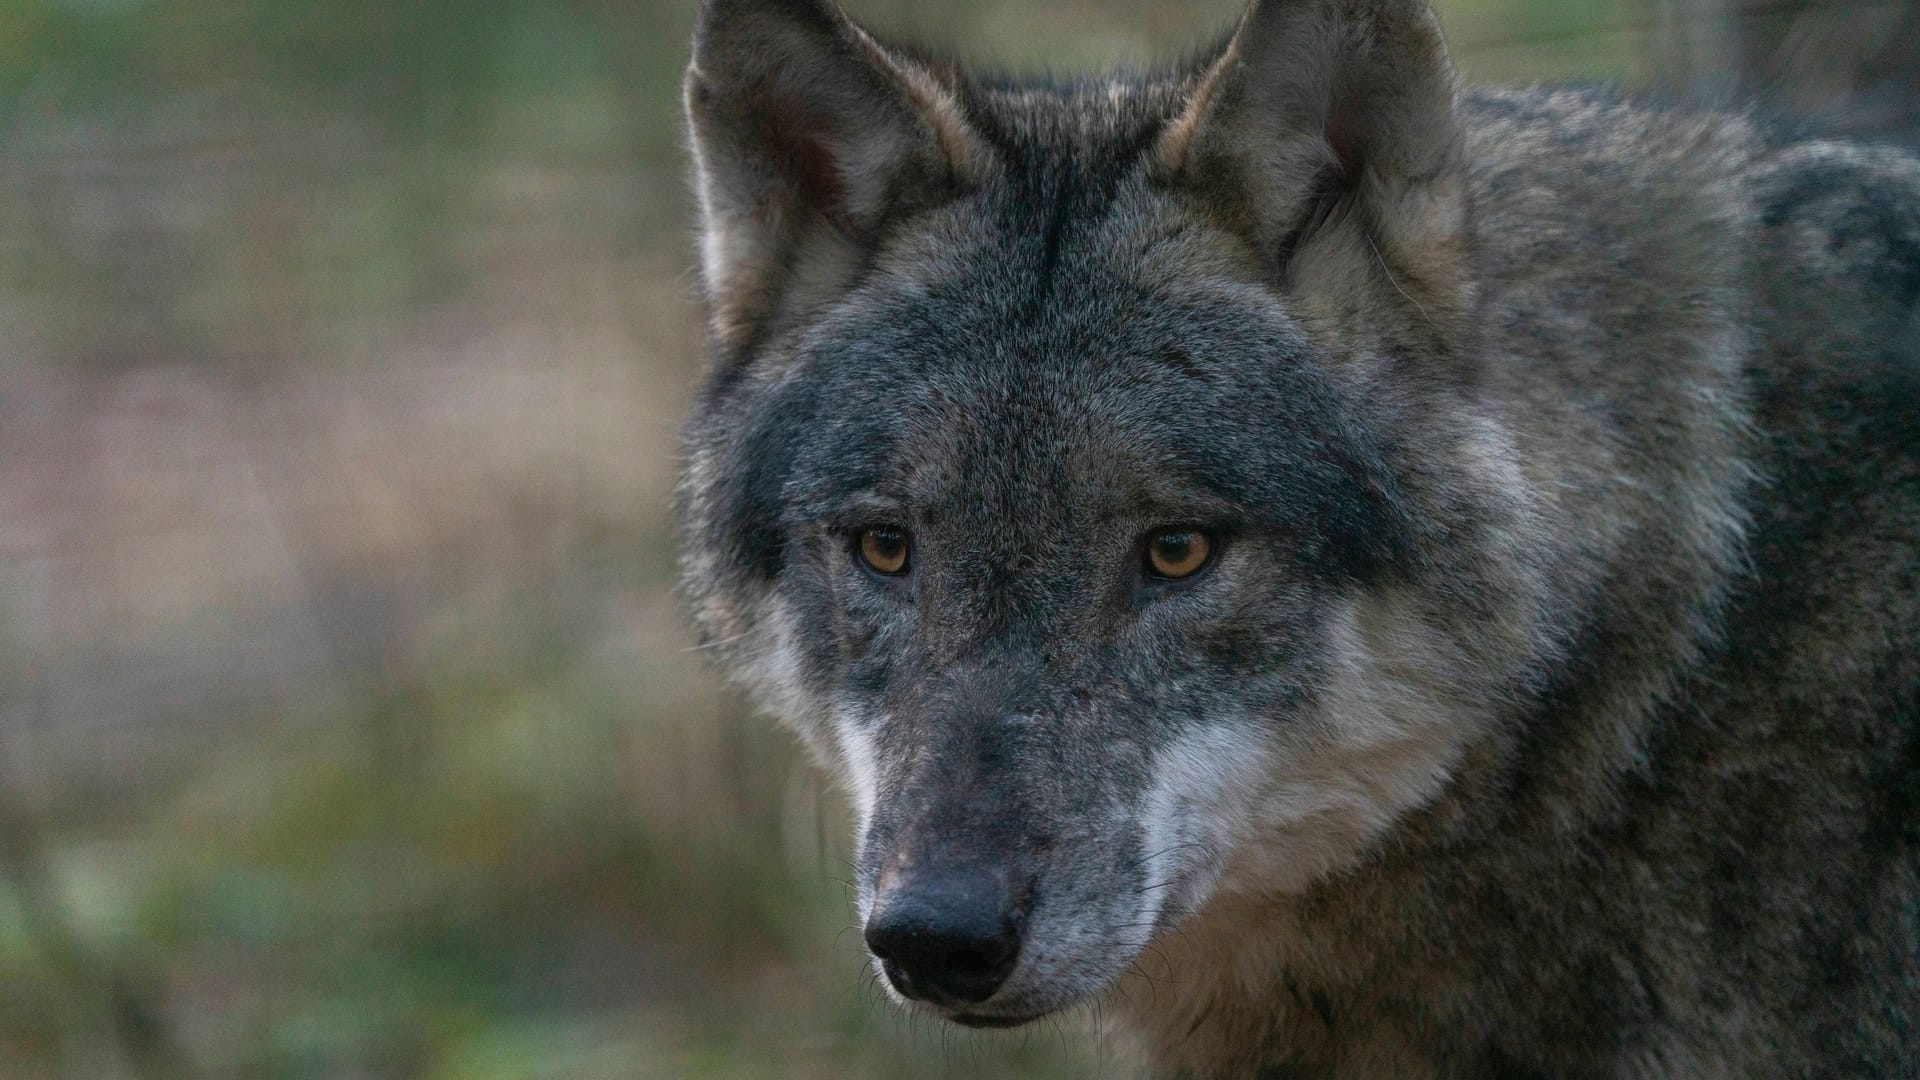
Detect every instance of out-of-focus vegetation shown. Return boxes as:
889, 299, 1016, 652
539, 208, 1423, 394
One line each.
0, 0, 1910, 1076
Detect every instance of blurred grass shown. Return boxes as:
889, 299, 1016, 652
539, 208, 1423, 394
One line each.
0, 0, 1709, 1076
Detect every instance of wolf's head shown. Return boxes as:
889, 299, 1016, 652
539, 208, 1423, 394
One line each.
680, 0, 1552, 1028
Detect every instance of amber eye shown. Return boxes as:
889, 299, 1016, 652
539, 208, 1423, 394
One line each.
1144, 528, 1213, 580
856, 527, 911, 576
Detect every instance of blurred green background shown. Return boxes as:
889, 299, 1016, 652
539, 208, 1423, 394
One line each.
0, 1, 1911, 1076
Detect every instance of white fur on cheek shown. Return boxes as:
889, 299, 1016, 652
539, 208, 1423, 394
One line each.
1215, 594, 1483, 896
1136, 720, 1274, 940
1135, 590, 1494, 916
728, 598, 880, 831
735, 598, 811, 724
834, 707, 881, 845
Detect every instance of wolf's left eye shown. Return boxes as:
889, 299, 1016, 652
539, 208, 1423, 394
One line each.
1144, 528, 1214, 580
856, 527, 912, 576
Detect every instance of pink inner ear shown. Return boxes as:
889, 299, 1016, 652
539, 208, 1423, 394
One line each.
761, 109, 848, 212
1324, 97, 1364, 186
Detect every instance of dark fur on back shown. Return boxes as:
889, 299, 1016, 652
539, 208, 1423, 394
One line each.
678, 1, 1920, 1074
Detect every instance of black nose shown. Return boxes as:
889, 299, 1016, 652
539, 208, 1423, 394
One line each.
864, 869, 1023, 1006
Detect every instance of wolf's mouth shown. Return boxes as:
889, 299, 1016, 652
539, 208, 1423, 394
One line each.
948, 1009, 1049, 1029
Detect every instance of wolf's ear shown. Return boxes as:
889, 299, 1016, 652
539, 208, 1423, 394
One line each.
1153, 0, 1467, 328
685, 0, 986, 351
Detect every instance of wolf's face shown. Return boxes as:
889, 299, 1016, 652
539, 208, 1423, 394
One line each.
691, 218, 1428, 1024
683, 0, 1545, 1027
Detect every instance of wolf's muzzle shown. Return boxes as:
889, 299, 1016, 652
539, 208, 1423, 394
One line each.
864, 866, 1024, 1006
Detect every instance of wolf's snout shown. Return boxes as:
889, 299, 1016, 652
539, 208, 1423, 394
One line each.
864, 868, 1023, 1006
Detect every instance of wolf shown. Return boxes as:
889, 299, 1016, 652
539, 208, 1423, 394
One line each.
676, 0, 1920, 1073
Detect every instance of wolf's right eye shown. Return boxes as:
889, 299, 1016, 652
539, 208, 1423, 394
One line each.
1144, 528, 1214, 580
856, 527, 911, 576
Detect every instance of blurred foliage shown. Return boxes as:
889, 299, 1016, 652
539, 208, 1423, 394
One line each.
0, 0, 1898, 1076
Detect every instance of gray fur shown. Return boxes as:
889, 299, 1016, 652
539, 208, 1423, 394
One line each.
677, 0, 1920, 1074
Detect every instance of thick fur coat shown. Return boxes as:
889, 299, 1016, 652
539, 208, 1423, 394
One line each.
677, 0, 1920, 1074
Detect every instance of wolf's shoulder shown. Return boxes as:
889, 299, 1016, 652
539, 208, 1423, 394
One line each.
1745, 136, 1920, 330
1459, 86, 1765, 253
1460, 82, 1920, 255
1461, 83, 1919, 381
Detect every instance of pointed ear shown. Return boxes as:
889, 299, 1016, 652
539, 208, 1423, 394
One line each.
1153, 0, 1468, 329
685, 0, 986, 351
